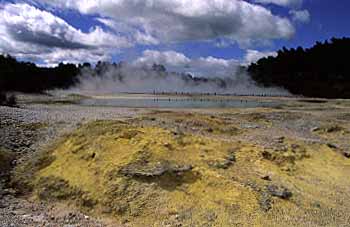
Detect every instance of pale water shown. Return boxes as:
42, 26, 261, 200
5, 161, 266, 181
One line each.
80, 97, 281, 109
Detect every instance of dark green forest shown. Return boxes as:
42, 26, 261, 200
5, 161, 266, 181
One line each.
248, 37, 350, 98
1, 37, 350, 98
0, 55, 81, 93
0, 55, 80, 93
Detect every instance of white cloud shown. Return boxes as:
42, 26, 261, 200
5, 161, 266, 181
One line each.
134, 50, 191, 67
35, 0, 295, 46
244, 49, 277, 64
0, 3, 131, 65
25, 49, 112, 66
134, 50, 240, 78
0, 1, 301, 66
254, 0, 303, 8
289, 10, 311, 24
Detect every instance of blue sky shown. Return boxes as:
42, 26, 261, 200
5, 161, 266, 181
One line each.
0, 0, 349, 71
272, 1, 350, 48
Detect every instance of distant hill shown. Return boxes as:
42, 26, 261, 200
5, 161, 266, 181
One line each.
248, 38, 350, 98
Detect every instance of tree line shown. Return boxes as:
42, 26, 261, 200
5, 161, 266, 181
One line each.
0, 55, 81, 93
248, 37, 350, 98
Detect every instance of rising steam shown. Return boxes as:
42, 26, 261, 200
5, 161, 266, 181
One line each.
69, 63, 290, 96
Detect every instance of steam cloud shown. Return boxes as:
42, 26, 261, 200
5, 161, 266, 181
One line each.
70, 63, 290, 96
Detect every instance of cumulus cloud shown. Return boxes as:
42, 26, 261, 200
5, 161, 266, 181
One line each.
244, 49, 277, 64
254, 0, 303, 8
34, 0, 295, 46
289, 10, 311, 24
0, 3, 131, 65
133, 50, 240, 78
0, 1, 300, 66
134, 50, 191, 67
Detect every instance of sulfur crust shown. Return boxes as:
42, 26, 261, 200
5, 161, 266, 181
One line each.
21, 117, 350, 226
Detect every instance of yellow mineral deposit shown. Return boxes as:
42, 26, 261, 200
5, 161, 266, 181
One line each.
16, 111, 350, 226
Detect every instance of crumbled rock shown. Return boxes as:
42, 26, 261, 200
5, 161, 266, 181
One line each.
120, 161, 193, 178
262, 142, 309, 167
259, 192, 272, 212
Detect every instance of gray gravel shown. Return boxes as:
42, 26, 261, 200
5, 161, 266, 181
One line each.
1, 104, 143, 151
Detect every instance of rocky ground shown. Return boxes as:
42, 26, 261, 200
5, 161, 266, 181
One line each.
0, 94, 350, 226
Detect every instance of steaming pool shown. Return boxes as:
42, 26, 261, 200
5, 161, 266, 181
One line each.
79, 96, 281, 109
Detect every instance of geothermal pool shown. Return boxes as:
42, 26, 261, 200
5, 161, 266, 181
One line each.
79, 96, 281, 109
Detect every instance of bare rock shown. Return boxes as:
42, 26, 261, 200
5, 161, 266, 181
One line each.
343, 151, 350, 158
275, 136, 285, 143
261, 175, 272, 181
267, 185, 292, 200
327, 143, 339, 149
120, 161, 193, 178
311, 127, 320, 132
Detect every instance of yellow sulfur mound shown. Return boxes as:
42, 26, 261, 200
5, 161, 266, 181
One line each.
23, 120, 350, 226
32, 121, 262, 226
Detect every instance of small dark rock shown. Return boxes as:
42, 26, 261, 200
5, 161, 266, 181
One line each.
343, 151, 350, 158
207, 128, 214, 133
164, 143, 173, 150
227, 154, 236, 162
291, 144, 300, 150
327, 143, 339, 149
267, 185, 292, 200
261, 175, 271, 181
311, 127, 320, 132
313, 202, 321, 208
275, 136, 285, 143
